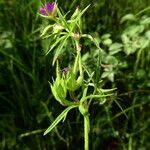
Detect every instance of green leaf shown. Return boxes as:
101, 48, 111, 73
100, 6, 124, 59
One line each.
66, 74, 77, 91
109, 43, 123, 51
114, 99, 128, 119
57, 8, 70, 31
140, 17, 150, 25
121, 34, 130, 44
44, 105, 78, 135
79, 103, 89, 116
138, 37, 149, 49
82, 52, 90, 62
73, 51, 80, 74
99, 98, 107, 105
124, 44, 136, 55
124, 25, 144, 36
101, 34, 111, 39
105, 55, 118, 66
109, 43, 122, 55
40, 25, 53, 37
53, 34, 70, 65
103, 39, 112, 46
46, 35, 66, 55
80, 93, 114, 105
99, 88, 117, 93
56, 61, 61, 80
70, 5, 90, 32
71, 7, 80, 19
101, 72, 109, 78
50, 83, 62, 104
108, 72, 115, 82
121, 14, 137, 23
145, 30, 150, 40
136, 69, 146, 79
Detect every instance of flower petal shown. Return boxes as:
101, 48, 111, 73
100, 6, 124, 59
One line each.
39, 8, 47, 15
46, 2, 55, 13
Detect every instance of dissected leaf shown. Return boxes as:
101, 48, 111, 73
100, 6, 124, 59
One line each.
40, 25, 53, 37
44, 105, 78, 135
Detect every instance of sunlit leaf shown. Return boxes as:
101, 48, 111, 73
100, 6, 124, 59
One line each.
44, 105, 78, 135
121, 14, 137, 23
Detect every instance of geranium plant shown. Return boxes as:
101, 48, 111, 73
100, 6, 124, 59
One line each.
39, 2, 116, 150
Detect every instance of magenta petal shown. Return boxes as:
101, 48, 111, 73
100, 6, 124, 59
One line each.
46, 2, 55, 13
39, 8, 47, 15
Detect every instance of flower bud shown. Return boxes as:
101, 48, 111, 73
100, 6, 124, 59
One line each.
50, 78, 67, 105
71, 33, 81, 40
66, 52, 83, 91
50, 62, 74, 106
39, 2, 57, 17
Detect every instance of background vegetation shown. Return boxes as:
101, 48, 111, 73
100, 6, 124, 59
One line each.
0, 0, 150, 149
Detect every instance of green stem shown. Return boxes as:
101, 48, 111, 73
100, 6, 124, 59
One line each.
81, 93, 114, 103
84, 115, 90, 150
136, 6, 150, 16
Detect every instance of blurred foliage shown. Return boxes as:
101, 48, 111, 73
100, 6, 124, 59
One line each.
0, 0, 150, 149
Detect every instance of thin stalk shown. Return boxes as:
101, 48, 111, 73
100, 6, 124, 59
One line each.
136, 6, 150, 16
81, 94, 114, 103
128, 135, 132, 150
84, 115, 90, 150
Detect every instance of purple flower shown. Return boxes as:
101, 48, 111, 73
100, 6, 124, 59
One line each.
39, 2, 56, 16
